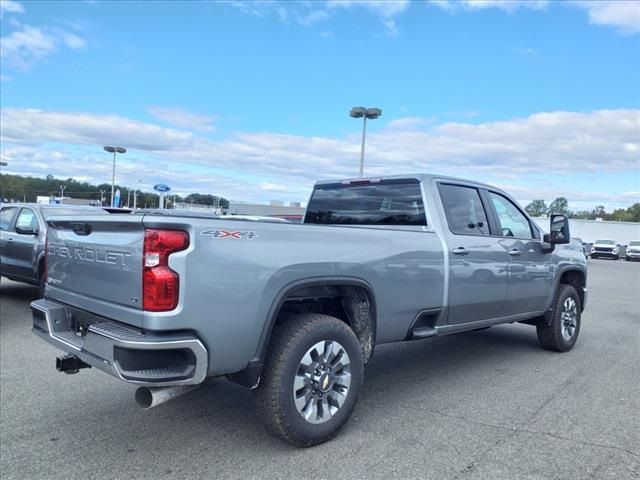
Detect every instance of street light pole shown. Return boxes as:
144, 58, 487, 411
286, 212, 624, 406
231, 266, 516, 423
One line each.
133, 179, 141, 210
350, 107, 382, 177
59, 184, 67, 203
359, 116, 368, 177
103, 146, 126, 207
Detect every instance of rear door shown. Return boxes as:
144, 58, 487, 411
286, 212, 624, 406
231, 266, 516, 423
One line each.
0, 206, 19, 276
485, 191, 552, 315
437, 183, 508, 324
46, 215, 145, 327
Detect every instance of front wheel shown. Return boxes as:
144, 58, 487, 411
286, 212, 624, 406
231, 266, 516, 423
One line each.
255, 313, 364, 447
537, 284, 581, 352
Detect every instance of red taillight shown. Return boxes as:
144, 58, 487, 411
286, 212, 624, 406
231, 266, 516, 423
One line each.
143, 229, 189, 311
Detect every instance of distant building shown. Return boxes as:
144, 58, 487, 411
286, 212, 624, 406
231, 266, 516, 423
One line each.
227, 201, 305, 221
36, 196, 100, 206
173, 202, 224, 215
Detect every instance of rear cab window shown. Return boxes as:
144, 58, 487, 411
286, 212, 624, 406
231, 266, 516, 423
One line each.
304, 179, 427, 226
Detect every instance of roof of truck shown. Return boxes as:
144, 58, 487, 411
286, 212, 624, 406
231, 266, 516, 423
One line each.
314, 173, 495, 189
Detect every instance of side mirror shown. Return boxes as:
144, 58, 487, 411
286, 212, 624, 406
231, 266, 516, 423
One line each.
15, 225, 38, 236
544, 215, 570, 245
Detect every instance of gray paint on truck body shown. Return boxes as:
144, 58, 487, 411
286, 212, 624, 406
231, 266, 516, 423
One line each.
35, 174, 587, 384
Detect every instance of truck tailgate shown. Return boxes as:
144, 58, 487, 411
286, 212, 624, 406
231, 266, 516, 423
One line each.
45, 215, 144, 327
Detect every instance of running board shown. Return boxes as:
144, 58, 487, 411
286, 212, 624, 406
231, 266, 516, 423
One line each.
410, 326, 438, 340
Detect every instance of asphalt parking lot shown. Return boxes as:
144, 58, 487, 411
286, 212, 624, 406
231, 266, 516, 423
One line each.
1, 259, 639, 480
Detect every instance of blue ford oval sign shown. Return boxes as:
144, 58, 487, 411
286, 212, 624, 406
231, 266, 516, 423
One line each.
153, 184, 171, 193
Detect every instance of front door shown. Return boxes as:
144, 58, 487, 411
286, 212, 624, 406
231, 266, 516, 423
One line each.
437, 183, 509, 324
486, 191, 552, 315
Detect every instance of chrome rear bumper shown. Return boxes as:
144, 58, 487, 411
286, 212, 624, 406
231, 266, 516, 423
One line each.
31, 299, 208, 386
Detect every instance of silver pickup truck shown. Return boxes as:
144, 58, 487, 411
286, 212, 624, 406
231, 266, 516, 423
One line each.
31, 174, 587, 447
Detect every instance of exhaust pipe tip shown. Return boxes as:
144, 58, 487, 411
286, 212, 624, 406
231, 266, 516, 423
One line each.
135, 385, 200, 410
135, 387, 154, 409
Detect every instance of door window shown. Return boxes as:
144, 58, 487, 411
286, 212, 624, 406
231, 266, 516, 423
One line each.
0, 207, 18, 231
438, 184, 490, 236
15, 208, 38, 232
488, 192, 533, 239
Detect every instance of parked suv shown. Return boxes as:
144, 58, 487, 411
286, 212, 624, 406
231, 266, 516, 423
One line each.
0, 203, 107, 294
626, 241, 640, 261
590, 239, 619, 260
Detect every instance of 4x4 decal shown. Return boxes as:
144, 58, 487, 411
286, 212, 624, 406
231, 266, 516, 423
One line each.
201, 229, 258, 239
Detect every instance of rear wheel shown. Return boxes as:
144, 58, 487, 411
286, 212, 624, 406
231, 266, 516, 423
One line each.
255, 313, 364, 447
537, 284, 581, 352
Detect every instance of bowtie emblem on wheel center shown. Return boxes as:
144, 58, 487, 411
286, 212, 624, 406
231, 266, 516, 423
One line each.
319, 373, 332, 392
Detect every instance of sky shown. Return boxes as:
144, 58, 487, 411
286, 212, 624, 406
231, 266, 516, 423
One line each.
1, 0, 639, 210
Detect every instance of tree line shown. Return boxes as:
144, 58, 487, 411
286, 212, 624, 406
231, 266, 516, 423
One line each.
525, 197, 640, 222
0, 173, 229, 209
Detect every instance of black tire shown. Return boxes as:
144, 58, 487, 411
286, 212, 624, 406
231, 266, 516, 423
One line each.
537, 284, 581, 352
614, 255, 620, 260
255, 313, 364, 447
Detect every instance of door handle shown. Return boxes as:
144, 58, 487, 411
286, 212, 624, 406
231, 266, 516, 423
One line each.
452, 247, 469, 255
7, 238, 14, 243
508, 249, 521, 256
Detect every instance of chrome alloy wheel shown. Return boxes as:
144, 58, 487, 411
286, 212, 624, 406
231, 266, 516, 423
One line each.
293, 340, 352, 424
561, 297, 578, 341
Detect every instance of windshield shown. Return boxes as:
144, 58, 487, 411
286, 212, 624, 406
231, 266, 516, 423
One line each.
595, 240, 616, 245
629, 241, 640, 247
42, 207, 108, 219
305, 180, 426, 226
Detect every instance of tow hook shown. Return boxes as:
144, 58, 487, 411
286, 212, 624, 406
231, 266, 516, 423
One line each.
56, 354, 91, 374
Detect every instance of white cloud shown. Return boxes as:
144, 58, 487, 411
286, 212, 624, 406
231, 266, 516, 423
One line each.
1, 107, 639, 207
227, 1, 409, 35
386, 116, 434, 129
297, 9, 330, 27
147, 106, 218, 132
261, 182, 288, 191
429, 0, 640, 35
0, 24, 87, 71
1, 108, 196, 150
327, 0, 410, 18
572, 1, 640, 35
429, 0, 548, 12
62, 32, 86, 49
0, 0, 24, 16
327, 0, 409, 35
514, 46, 536, 55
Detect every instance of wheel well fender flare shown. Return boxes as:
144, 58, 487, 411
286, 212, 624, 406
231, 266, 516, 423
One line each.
543, 267, 586, 325
254, 276, 377, 367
